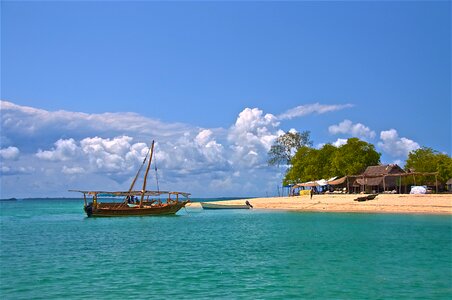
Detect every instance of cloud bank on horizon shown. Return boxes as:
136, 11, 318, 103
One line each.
1, 100, 421, 198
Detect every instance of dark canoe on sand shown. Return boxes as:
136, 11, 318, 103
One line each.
366, 194, 378, 200
354, 194, 378, 202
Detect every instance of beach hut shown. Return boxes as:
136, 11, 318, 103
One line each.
447, 178, 452, 192
326, 176, 349, 193
356, 164, 406, 193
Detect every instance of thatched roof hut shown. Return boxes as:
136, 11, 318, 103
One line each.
447, 178, 452, 191
364, 164, 405, 175
356, 164, 405, 186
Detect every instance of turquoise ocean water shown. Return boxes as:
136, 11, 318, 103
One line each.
1, 198, 451, 299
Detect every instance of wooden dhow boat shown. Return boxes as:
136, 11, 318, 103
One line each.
70, 141, 190, 217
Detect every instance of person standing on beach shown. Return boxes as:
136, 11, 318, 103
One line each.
310, 188, 314, 199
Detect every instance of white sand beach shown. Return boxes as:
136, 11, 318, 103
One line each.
188, 194, 452, 214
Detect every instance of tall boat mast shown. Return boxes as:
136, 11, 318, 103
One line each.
125, 141, 152, 202
140, 140, 155, 207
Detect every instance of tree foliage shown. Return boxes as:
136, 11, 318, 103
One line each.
331, 138, 381, 177
405, 147, 452, 183
274, 130, 451, 189
267, 131, 312, 166
284, 138, 381, 185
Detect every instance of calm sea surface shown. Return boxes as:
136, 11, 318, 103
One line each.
1, 199, 451, 299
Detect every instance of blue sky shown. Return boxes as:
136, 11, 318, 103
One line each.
1, 1, 450, 198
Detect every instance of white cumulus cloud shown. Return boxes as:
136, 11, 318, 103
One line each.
332, 138, 348, 147
228, 108, 283, 167
36, 138, 79, 161
34, 136, 150, 180
0, 146, 20, 160
194, 129, 225, 164
328, 119, 376, 139
378, 129, 420, 157
80, 136, 148, 174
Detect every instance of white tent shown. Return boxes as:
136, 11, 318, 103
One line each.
410, 186, 427, 194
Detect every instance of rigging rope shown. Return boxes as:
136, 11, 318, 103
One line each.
154, 145, 160, 193
115, 143, 152, 208
129, 145, 152, 193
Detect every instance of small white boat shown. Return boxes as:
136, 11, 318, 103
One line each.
200, 201, 252, 210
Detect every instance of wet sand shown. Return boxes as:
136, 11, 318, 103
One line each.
187, 194, 452, 214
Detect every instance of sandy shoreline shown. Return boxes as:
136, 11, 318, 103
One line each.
187, 194, 452, 215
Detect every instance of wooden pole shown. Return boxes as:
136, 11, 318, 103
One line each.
346, 176, 350, 194
435, 174, 438, 193
140, 141, 155, 207
383, 175, 386, 192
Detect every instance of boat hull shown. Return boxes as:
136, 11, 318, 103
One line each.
200, 202, 250, 210
354, 194, 378, 202
85, 201, 188, 217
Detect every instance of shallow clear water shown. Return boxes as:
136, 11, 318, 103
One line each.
1, 199, 451, 299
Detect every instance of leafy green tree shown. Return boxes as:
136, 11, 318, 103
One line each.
284, 146, 316, 184
316, 144, 338, 179
405, 147, 452, 183
284, 138, 381, 184
268, 131, 312, 166
331, 138, 381, 176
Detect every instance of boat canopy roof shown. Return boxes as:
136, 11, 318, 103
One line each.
69, 190, 190, 198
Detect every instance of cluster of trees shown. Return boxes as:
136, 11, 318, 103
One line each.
268, 131, 452, 186
406, 147, 452, 184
